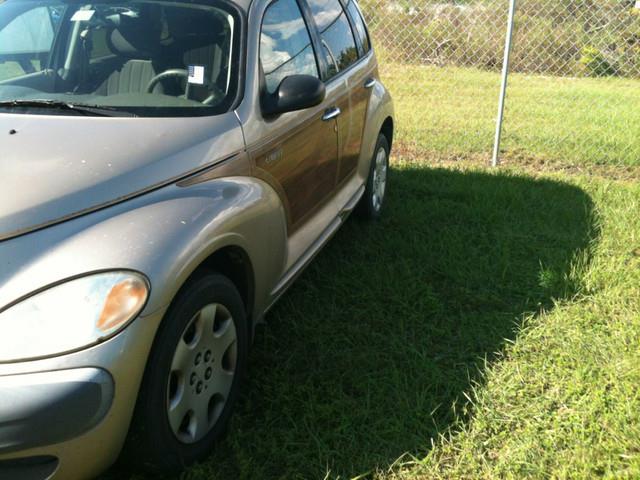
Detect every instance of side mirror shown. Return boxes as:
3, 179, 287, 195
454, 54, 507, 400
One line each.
261, 75, 326, 117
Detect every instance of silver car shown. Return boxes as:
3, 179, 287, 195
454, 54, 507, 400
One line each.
0, 0, 393, 477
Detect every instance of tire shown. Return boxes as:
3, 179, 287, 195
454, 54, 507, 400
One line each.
356, 133, 390, 220
122, 272, 248, 474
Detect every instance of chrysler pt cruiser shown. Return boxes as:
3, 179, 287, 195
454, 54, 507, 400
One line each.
0, 0, 393, 477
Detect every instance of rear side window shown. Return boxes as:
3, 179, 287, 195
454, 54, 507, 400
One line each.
345, 0, 369, 56
260, 0, 319, 94
306, 0, 358, 79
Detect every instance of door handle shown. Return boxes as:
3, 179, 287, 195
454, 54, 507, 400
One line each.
322, 107, 341, 121
364, 78, 376, 89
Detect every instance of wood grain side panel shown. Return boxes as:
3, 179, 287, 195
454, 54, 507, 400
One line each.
251, 112, 338, 230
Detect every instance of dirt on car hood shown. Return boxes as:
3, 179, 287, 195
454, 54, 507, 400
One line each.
0, 112, 244, 241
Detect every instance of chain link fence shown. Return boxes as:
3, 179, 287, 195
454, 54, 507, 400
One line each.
360, 0, 640, 166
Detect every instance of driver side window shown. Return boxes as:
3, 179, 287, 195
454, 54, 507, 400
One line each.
0, 6, 60, 81
260, 0, 319, 94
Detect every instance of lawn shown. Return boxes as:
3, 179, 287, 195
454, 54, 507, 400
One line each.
380, 61, 640, 167
94, 64, 640, 480
112, 159, 640, 480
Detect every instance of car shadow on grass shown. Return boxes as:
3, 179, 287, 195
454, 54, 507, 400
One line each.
119, 165, 599, 480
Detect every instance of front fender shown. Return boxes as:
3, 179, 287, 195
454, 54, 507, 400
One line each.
0, 176, 287, 327
0, 176, 286, 478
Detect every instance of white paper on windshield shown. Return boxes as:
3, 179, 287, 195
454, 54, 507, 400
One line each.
188, 65, 205, 85
71, 10, 95, 21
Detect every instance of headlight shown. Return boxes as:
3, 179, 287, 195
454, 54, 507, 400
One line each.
0, 271, 149, 362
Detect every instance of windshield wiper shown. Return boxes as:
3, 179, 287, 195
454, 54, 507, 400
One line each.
0, 100, 137, 117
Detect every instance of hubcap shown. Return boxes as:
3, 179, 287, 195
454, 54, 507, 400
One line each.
372, 147, 388, 211
166, 303, 237, 444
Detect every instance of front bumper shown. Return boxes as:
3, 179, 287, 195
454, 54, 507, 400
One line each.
0, 368, 114, 455
0, 307, 166, 480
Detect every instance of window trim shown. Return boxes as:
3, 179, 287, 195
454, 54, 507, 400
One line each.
307, 0, 358, 81
295, 0, 329, 80
299, 0, 370, 85
324, 44, 372, 85
341, 0, 370, 57
335, 0, 364, 59
258, 0, 323, 96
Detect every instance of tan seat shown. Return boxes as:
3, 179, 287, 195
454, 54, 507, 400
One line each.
99, 59, 159, 96
96, 8, 164, 95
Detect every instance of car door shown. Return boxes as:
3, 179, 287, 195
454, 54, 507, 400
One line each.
252, 0, 342, 231
304, 0, 373, 186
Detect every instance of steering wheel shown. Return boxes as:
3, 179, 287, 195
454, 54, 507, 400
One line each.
203, 84, 225, 105
146, 69, 225, 106
146, 69, 189, 95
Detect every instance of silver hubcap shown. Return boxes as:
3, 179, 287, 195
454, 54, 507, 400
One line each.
372, 147, 388, 211
166, 303, 237, 444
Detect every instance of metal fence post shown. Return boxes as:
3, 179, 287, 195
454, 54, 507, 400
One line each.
492, 0, 517, 167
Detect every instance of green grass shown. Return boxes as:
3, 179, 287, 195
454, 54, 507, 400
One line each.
380, 62, 640, 166
388, 169, 640, 479
110, 161, 640, 480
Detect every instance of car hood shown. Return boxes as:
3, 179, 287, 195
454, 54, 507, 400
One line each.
0, 112, 244, 241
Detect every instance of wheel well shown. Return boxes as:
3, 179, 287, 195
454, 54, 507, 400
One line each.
380, 117, 394, 149
193, 246, 255, 321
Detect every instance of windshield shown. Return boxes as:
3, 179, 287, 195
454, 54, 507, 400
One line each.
0, 0, 241, 116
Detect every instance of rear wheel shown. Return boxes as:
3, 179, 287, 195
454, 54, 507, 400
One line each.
123, 273, 247, 473
356, 133, 389, 219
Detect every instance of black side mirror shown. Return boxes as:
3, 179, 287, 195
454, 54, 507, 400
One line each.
261, 75, 326, 117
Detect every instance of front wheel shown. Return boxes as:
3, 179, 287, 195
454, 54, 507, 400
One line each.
123, 273, 248, 474
356, 133, 390, 220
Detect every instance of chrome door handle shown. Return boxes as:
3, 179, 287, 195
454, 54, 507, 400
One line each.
322, 107, 341, 121
364, 78, 376, 89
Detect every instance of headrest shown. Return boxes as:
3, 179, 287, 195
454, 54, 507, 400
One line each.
108, 7, 162, 59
